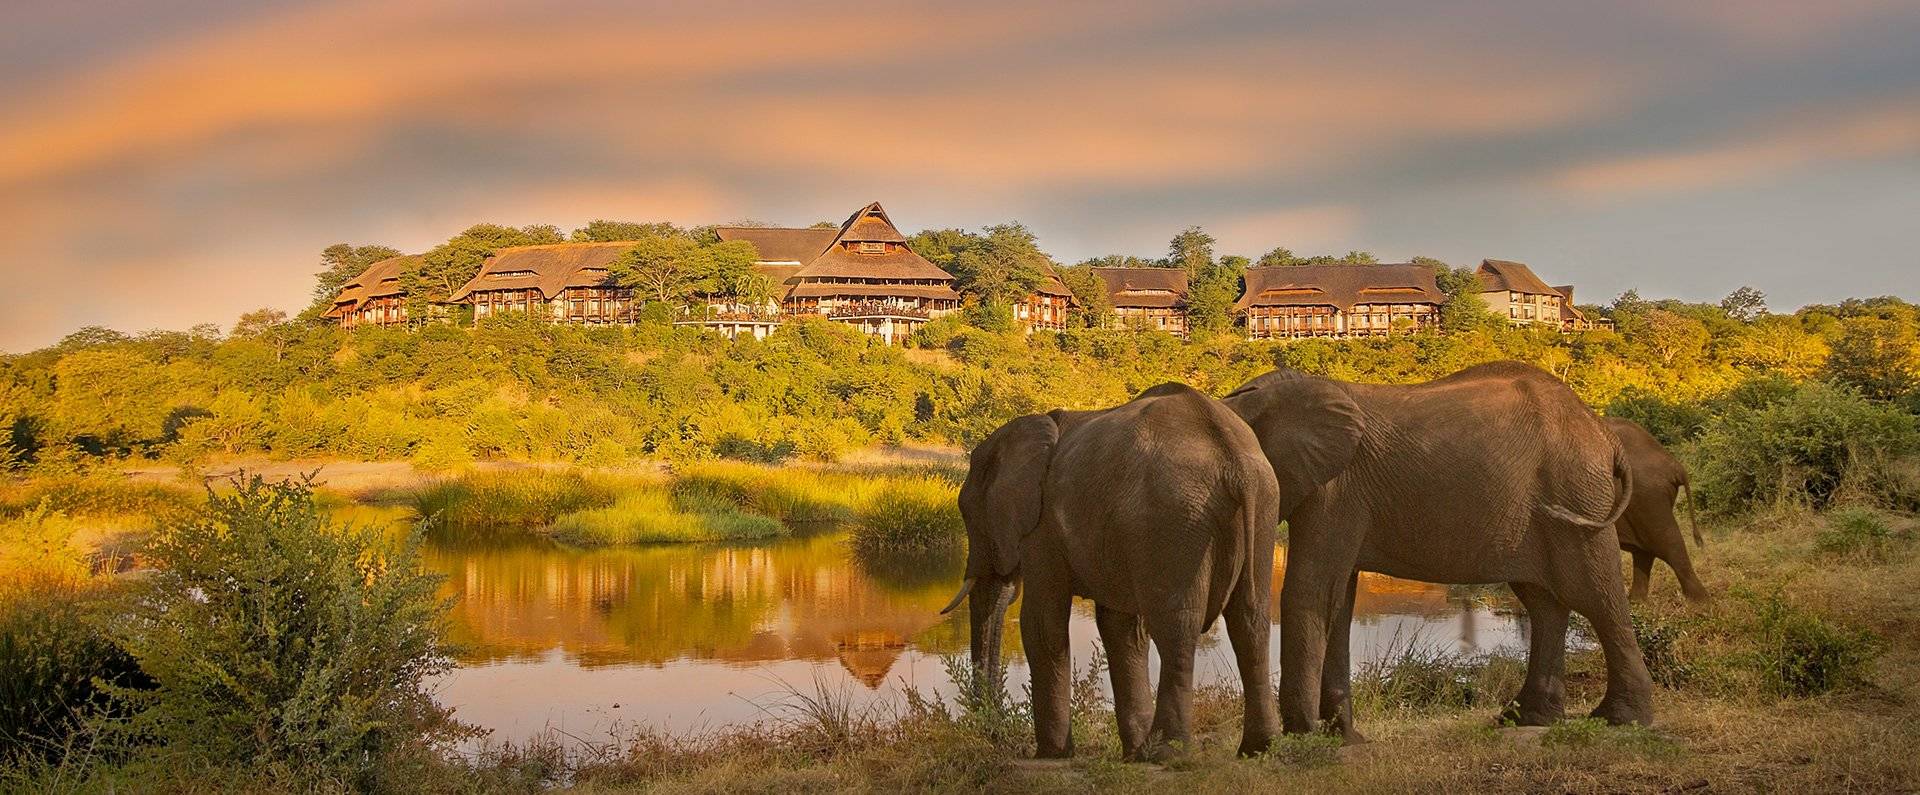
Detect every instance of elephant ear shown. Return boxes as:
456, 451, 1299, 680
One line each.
1224, 374, 1366, 517
958, 414, 1060, 578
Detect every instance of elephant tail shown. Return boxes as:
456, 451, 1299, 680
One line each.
1682, 475, 1703, 550
1543, 440, 1634, 531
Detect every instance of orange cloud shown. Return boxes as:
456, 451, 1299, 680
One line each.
1210, 204, 1363, 257
1548, 100, 1920, 198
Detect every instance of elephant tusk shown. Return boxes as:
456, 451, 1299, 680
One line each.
939, 577, 976, 615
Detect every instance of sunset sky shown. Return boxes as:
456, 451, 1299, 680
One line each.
3, 0, 1917, 351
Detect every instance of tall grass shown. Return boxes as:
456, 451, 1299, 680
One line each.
849, 475, 964, 556
0, 474, 197, 521
547, 486, 784, 546
1351, 629, 1525, 717
403, 469, 620, 535
672, 460, 873, 522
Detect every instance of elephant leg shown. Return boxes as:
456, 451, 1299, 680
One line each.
1317, 570, 1364, 743
1501, 581, 1568, 726
1094, 604, 1153, 760
1142, 610, 1201, 761
1627, 548, 1654, 602
1653, 527, 1712, 604
1558, 555, 1656, 726
1279, 514, 1361, 735
1224, 554, 1281, 756
1021, 574, 1075, 758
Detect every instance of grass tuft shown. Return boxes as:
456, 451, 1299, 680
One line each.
849, 476, 963, 556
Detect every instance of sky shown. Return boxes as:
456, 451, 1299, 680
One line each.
2, 0, 1917, 352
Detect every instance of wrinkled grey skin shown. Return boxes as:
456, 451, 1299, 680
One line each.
952, 383, 1280, 761
1605, 417, 1709, 603
1222, 361, 1652, 736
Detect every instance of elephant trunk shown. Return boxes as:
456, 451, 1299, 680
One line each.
967, 575, 1017, 705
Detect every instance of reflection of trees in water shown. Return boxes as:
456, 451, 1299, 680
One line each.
426, 531, 966, 686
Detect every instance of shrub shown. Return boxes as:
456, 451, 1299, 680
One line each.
1815, 507, 1911, 562
1692, 381, 1919, 513
1351, 631, 1523, 715
849, 476, 963, 556
0, 578, 148, 766
100, 476, 461, 787
1744, 589, 1876, 698
1540, 717, 1676, 756
1631, 606, 1694, 688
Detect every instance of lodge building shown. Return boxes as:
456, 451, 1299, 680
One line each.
327, 205, 1610, 341
1090, 267, 1189, 336
1237, 264, 1445, 339
324, 254, 421, 329
713, 202, 964, 344
448, 242, 640, 324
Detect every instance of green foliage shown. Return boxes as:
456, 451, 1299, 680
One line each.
1630, 605, 1694, 688
1815, 507, 1911, 562
609, 232, 761, 306
405, 223, 562, 311
1351, 631, 1524, 715
1693, 380, 1919, 512
1740, 589, 1877, 698
306, 243, 401, 316
1605, 387, 1712, 445
101, 476, 459, 786
1539, 718, 1677, 756
404, 470, 618, 534
849, 476, 964, 556
0, 577, 148, 766
547, 487, 784, 545
1257, 733, 1343, 768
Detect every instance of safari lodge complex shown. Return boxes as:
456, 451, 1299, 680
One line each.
325, 202, 1608, 341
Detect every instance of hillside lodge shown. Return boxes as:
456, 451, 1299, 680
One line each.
326, 202, 1609, 341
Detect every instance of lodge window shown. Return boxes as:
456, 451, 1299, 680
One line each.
857, 241, 886, 254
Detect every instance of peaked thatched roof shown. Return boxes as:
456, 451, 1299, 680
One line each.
446, 242, 633, 303
1477, 259, 1558, 296
1091, 267, 1188, 308
795, 202, 954, 281
714, 227, 838, 264
1236, 264, 1445, 311
326, 254, 422, 317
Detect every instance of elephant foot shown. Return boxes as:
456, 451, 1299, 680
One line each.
1236, 734, 1274, 758
1497, 699, 1564, 727
1588, 697, 1653, 727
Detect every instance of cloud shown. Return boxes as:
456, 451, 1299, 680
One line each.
1547, 99, 1920, 198
1209, 204, 1363, 258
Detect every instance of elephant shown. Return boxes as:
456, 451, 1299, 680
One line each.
1605, 417, 1708, 603
1219, 361, 1652, 737
942, 382, 1280, 761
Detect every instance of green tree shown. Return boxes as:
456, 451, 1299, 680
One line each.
610, 234, 760, 306
905, 228, 980, 270
569, 219, 682, 242
1256, 247, 1305, 267
1825, 315, 1920, 400
404, 224, 559, 311
1056, 265, 1115, 328
947, 224, 1053, 306
307, 243, 401, 313
1720, 286, 1769, 321
1165, 226, 1216, 274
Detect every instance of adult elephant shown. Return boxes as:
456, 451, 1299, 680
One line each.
943, 383, 1280, 761
1605, 417, 1708, 603
1220, 361, 1651, 736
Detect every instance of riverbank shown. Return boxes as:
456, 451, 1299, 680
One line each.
419, 508, 1920, 793
5, 472, 1916, 791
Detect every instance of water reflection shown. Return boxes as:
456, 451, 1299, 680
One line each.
423, 532, 1525, 743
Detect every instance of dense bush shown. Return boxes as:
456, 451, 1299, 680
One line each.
100, 476, 460, 787
1744, 590, 1877, 698
0, 578, 148, 766
6, 292, 1913, 474
1692, 380, 1919, 513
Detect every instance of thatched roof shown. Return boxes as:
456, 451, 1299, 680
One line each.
715, 227, 838, 264
788, 283, 960, 300
796, 203, 953, 281
1477, 259, 1558, 296
1091, 267, 1188, 308
1035, 264, 1076, 299
717, 203, 954, 284
446, 242, 633, 303
1236, 264, 1445, 311
326, 254, 422, 317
